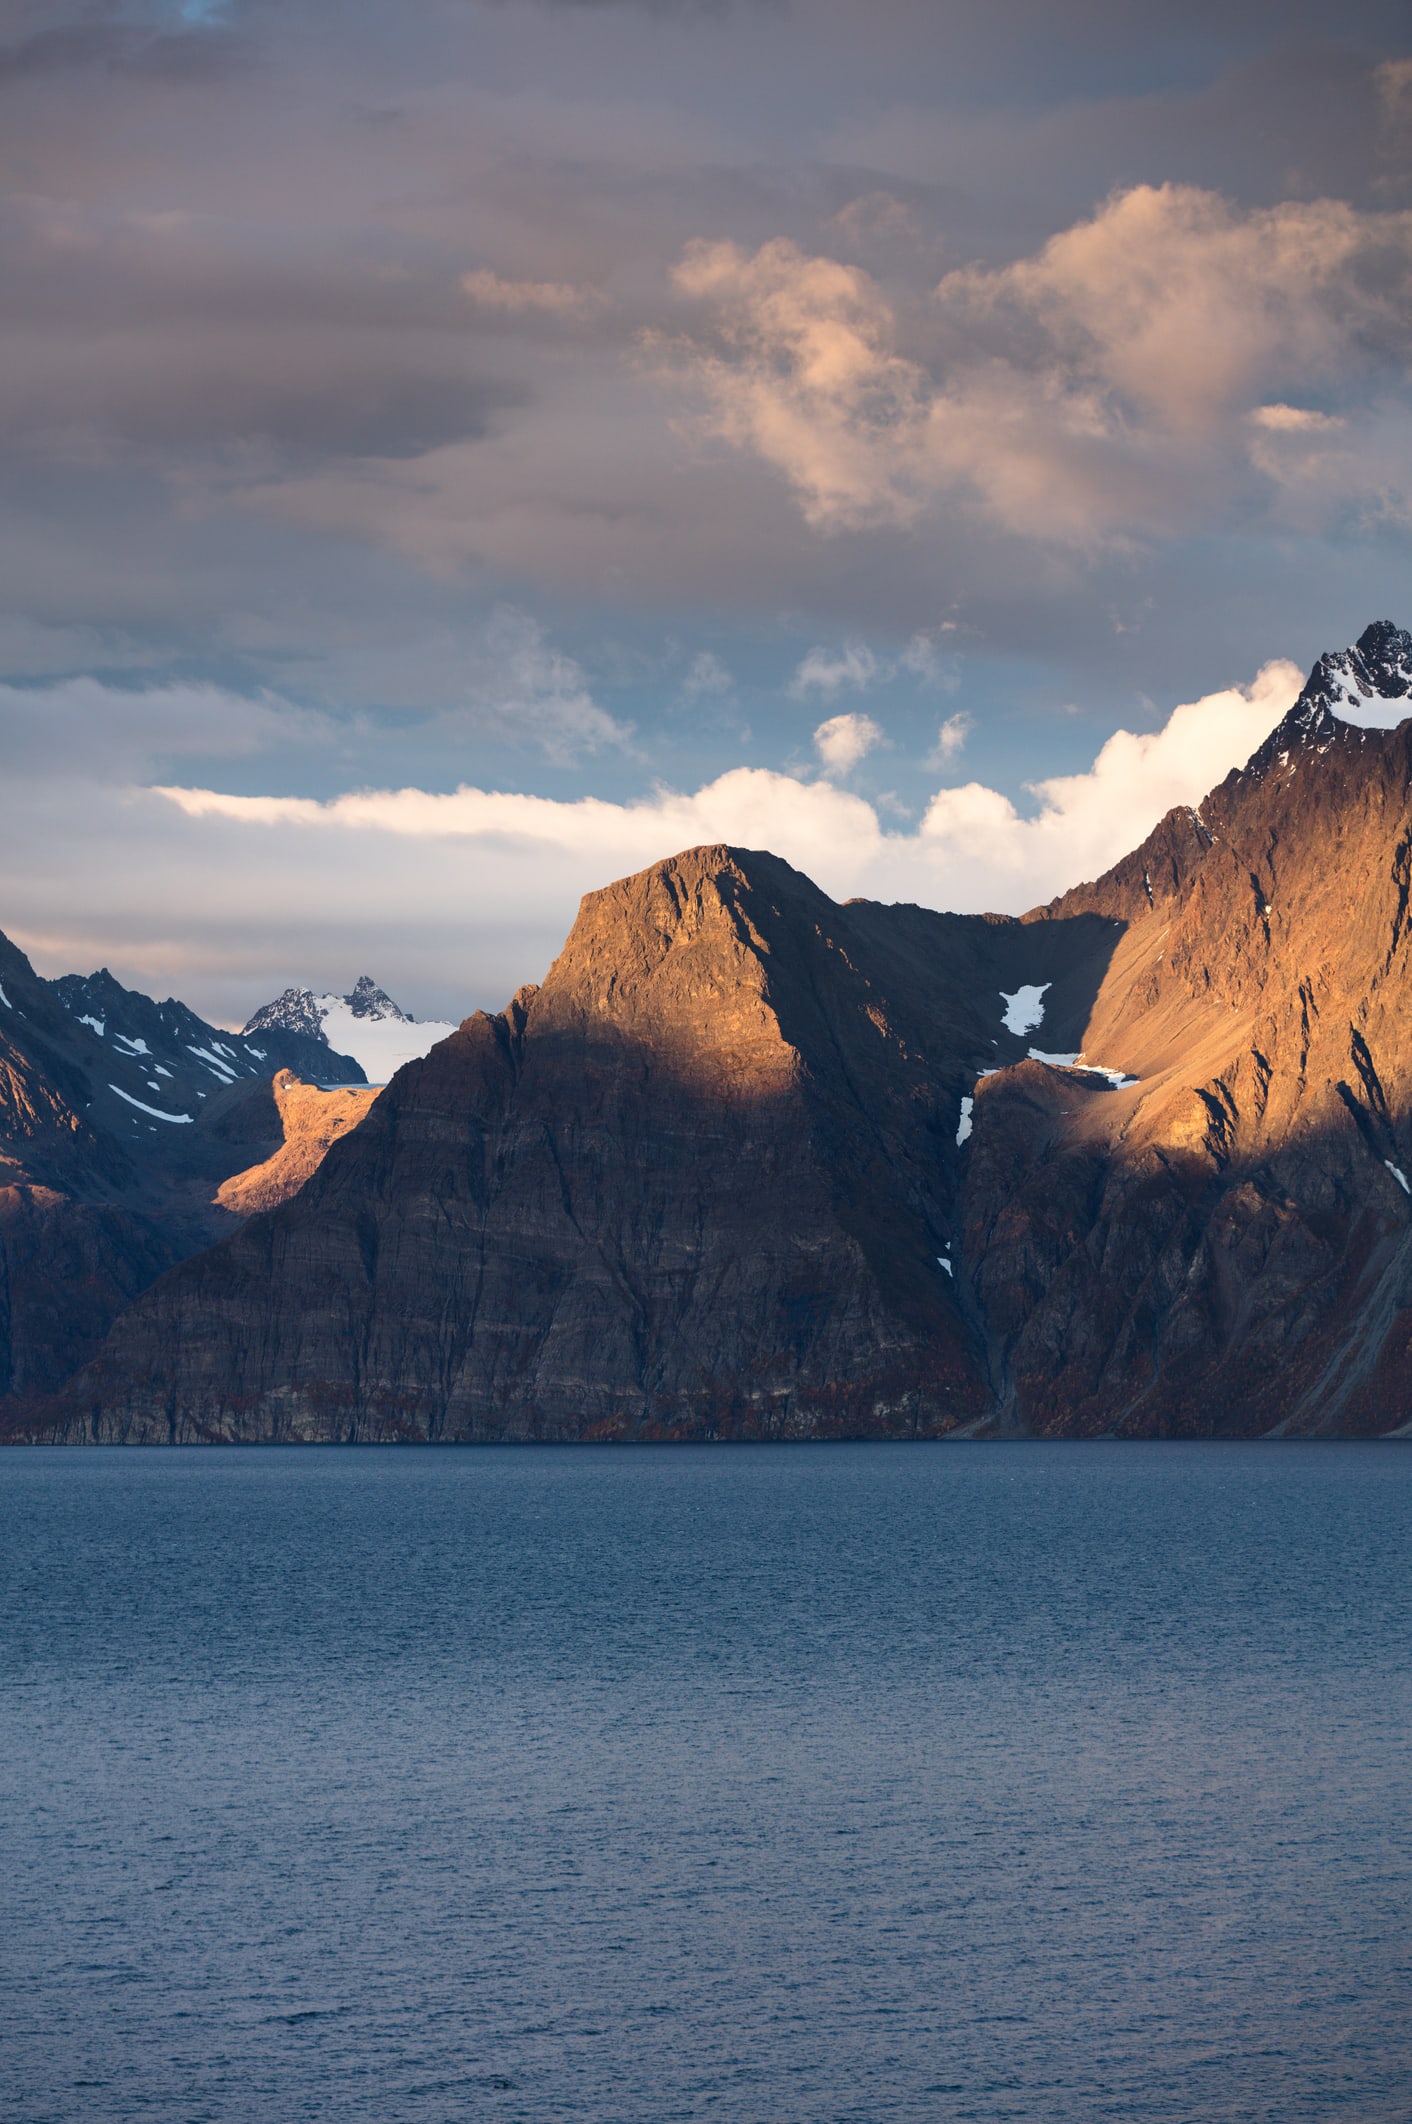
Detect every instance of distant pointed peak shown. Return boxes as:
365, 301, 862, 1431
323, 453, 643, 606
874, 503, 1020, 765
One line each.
1245, 620, 1412, 778
242, 986, 328, 1045
344, 976, 410, 1023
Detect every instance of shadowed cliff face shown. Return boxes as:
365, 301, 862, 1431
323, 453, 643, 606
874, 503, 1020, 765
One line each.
34, 848, 1119, 1442
0, 928, 378, 1394
13, 624, 1412, 1442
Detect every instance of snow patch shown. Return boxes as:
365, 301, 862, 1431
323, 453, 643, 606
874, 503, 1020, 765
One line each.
937, 1256, 953, 1276
186, 1044, 238, 1082
1327, 684, 1412, 732
78, 1014, 105, 1036
956, 1096, 973, 1147
1386, 1161, 1411, 1195
1000, 983, 1049, 1036
1029, 1051, 1140, 1088
0, 979, 9, 1008
113, 1033, 150, 1055
109, 1084, 193, 1124
314, 995, 456, 1083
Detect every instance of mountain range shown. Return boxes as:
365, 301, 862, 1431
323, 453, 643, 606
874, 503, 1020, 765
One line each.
244, 977, 458, 1083
6, 622, 1412, 1441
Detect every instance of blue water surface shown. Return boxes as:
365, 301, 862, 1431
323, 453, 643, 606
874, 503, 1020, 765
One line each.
2, 1442, 1409, 2123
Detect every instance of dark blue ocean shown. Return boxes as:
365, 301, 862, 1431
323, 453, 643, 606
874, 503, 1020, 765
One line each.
3, 1444, 1409, 2123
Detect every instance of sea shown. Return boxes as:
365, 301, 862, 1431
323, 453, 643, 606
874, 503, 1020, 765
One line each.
2, 1442, 1409, 2123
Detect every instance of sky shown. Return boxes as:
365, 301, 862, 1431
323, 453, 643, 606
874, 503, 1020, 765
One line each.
1, 0, 1410, 1024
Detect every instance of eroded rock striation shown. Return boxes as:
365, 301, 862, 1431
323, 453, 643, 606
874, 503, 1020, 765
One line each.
11, 620, 1412, 1442
965, 622, 1412, 1436
33, 851, 1117, 1441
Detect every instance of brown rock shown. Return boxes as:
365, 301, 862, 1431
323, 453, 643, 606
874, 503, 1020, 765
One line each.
37, 847, 1117, 1442
214, 1072, 381, 1217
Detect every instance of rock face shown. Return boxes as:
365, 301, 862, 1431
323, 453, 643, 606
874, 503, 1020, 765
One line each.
13, 619, 1412, 1443
213, 1072, 381, 1218
53, 967, 364, 1118
0, 936, 375, 1394
37, 851, 1119, 1441
962, 622, 1412, 1437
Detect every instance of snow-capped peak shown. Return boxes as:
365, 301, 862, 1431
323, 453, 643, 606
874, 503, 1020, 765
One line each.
243, 976, 456, 1084
1313, 620, 1412, 731
344, 975, 410, 1024
243, 986, 326, 1044
1245, 621, 1412, 776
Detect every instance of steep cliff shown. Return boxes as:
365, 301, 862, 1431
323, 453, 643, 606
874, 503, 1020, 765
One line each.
15, 622, 1412, 1442
965, 621, 1412, 1435
0, 932, 378, 1393
36, 849, 1117, 1441
213, 1072, 381, 1217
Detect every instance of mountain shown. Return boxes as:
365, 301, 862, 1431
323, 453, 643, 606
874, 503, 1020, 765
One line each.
0, 943, 374, 1397
53, 966, 365, 1125
12, 620, 1412, 1443
30, 855, 1118, 1441
960, 619, 1412, 1436
245, 977, 458, 1083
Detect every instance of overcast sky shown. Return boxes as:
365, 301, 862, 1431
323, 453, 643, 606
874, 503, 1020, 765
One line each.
2, 0, 1410, 1022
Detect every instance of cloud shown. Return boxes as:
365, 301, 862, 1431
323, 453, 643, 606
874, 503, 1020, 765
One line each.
812, 710, 882, 775
145, 657, 1300, 913
790, 629, 959, 700
441, 604, 634, 762
911, 657, 1302, 899
930, 710, 971, 764
1249, 404, 1346, 434
26, 651, 1293, 1026
670, 236, 929, 530
791, 639, 880, 696
665, 185, 1412, 544
680, 648, 733, 697
461, 269, 601, 317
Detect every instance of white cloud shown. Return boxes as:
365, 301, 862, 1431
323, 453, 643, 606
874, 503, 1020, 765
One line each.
666, 186, 1412, 545
791, 630, 960, 700
791, 640, 881, 697
0, 656, 1307, 1026
930, 711, 972, 764
909, 658, 1302, 900
812, 711, 883, 776
94, 655, 1301, 1019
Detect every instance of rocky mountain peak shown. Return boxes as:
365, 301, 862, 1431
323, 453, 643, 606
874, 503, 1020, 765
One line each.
1247, 619, 1412, 775
346, 976, 410, 1023
243, 986, 327, 1044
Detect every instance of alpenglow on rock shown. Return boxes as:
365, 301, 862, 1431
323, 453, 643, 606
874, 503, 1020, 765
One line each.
12, 622, 1412, 1444
0, 948, 369, 1397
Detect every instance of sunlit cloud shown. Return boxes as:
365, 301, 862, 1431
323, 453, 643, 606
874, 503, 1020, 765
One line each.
461, 269, 602, 317
930, 711, 972, 765
665, 185, 1412, 545
812, 710, 883, 776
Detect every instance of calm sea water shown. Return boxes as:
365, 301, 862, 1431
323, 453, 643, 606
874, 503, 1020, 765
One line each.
2, 1444, 1409, 2124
